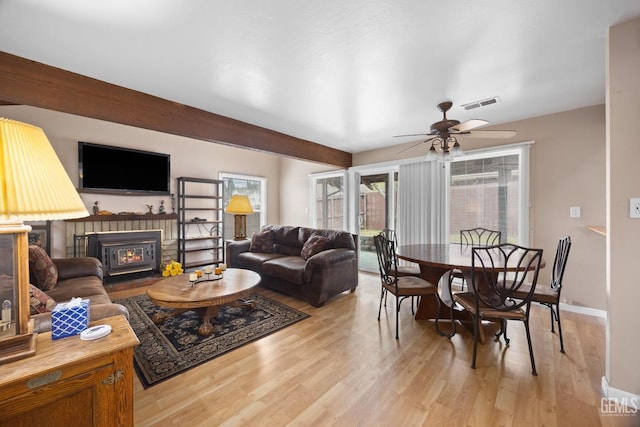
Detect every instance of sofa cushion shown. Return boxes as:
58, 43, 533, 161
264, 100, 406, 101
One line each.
274, 244, 304, 256
45, 276, 113, 305
237, 251, 285, 272
262, 256, 307, 285
29, 284, 57, 315
301, 234, 332, 260
250, 229, 274, 253
28, 245, 59, 291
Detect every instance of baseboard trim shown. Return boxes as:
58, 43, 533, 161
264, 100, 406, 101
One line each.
558, 302, 606, 318
601, 376, 640, 413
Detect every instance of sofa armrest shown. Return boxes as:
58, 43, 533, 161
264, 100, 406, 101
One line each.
31, 303, 129, 333
52, 257, 104, 281
226, 239, 252, 267
304, 248, 357, 277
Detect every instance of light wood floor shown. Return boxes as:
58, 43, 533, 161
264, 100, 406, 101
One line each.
108, 272, 638, 427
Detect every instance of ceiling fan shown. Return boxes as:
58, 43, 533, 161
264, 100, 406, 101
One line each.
394, 101, 516, 160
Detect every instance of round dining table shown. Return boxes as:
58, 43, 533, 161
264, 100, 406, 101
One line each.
396, 243, 545, 341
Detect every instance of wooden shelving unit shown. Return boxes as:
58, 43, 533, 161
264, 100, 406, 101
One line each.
177, 177, 224, 270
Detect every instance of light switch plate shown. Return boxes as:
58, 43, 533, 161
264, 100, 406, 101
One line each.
630, 198, 640, 218
570, 206, 581, 218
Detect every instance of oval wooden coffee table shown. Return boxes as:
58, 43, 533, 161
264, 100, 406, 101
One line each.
146, 268, 261, 336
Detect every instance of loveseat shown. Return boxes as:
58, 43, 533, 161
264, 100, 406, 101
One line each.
27, 245, 129, 333
226, 225, 358, 307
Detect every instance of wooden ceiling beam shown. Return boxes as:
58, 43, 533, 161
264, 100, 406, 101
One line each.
0, 51, 352, 168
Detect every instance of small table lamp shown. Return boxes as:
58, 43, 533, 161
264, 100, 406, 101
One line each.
0, 118, 89, 363
225, 195, 254, 240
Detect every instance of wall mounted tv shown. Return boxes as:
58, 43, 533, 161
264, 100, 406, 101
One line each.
78, 142, 171, 195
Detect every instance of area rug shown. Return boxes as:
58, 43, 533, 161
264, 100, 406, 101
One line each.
113, 293, 309, 388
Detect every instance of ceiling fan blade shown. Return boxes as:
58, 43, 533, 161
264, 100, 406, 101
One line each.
393, 133, 432, 138
396, 137, 437, 154
465, 130, 517, 139
451, 119, 488, 132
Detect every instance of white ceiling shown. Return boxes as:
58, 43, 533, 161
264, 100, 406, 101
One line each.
1, 1, 639, 154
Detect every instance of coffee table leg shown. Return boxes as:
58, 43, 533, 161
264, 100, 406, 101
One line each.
197, 306, 220, 337
233, 299, 256, 310
152, 308, 189, 325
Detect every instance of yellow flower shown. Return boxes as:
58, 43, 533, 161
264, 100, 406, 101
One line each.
162, 260, 183, 276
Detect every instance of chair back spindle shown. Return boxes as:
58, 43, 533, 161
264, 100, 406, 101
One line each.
460, 227, 502, 246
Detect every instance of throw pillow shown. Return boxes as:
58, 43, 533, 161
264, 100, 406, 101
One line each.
301, 234, 332, 260
28, 245, 59, 291
29, 284, 57, 315
250, 229, 274, 253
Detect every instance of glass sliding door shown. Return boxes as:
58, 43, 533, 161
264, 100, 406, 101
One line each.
358, 170, 398, 272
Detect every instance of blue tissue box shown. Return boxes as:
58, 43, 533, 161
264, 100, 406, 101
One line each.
51, 299, 90, 339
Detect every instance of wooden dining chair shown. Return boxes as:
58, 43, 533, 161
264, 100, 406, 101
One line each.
380, 228, 421, 313
380, 229, 421, 277
453, 243, 543, 375
512, 236, 571, 353
452, 228, 502, 292
374, 233, 438, 340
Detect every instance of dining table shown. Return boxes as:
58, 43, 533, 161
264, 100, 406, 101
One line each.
396, 243, 545, 342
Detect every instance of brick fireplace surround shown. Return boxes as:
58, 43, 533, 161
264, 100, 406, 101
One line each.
65, 214, 178, 273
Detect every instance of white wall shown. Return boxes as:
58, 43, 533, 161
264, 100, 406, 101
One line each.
605, 15, 640, 399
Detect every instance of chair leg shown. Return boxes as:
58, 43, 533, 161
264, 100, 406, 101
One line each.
524, 319, 537, 376
549, 303, 556, 333
395, 296, 400, 340
493, 319, 510, 345
503, 320, 510, 345
436, 294, 456, 338
471, 313, 479, 369
554, 304, 565, 353
377, 288, 386, 321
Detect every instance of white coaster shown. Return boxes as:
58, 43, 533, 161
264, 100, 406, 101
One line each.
80, 324, 112, 340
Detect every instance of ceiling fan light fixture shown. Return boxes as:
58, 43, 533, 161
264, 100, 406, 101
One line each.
425, 144, 439, 162
450, 140, 464, 158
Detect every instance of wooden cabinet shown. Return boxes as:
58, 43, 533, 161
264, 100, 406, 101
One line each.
177, 177, 225, 269
0, 315, 139, 427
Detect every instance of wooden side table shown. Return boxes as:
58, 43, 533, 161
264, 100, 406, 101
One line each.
0, 315, 139, 427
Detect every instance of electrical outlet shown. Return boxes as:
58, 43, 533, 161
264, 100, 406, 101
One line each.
630, 198, 640, 218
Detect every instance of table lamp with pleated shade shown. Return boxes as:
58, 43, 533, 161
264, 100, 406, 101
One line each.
225, 194, 254, 240
0, 118, 89, 363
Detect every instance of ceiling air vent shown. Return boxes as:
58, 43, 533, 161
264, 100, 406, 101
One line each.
462, 96, 500, 111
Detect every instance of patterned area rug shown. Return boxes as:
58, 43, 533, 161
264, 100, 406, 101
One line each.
113, 293, 309, 388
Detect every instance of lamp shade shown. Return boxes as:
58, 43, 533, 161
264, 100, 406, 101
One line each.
225, 195, 254, 215
0, 118, 89, 221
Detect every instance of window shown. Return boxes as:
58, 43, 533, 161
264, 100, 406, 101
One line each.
220, 173, 266, 241
311, 171, 347, 230
448, 145, 530, 244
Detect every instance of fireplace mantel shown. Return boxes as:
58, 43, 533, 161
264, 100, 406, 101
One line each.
66, 213, 178, 222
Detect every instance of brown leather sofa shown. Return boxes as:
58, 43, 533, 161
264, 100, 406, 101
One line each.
28, 246, 129, 333
226, 225, 358, 307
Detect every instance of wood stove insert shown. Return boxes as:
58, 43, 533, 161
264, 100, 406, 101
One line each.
86, 231, 162, 278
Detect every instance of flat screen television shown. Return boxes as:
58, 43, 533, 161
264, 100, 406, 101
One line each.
78, 142, 170, 195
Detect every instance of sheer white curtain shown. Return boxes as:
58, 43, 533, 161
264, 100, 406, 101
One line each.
396, 161, 446, 246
